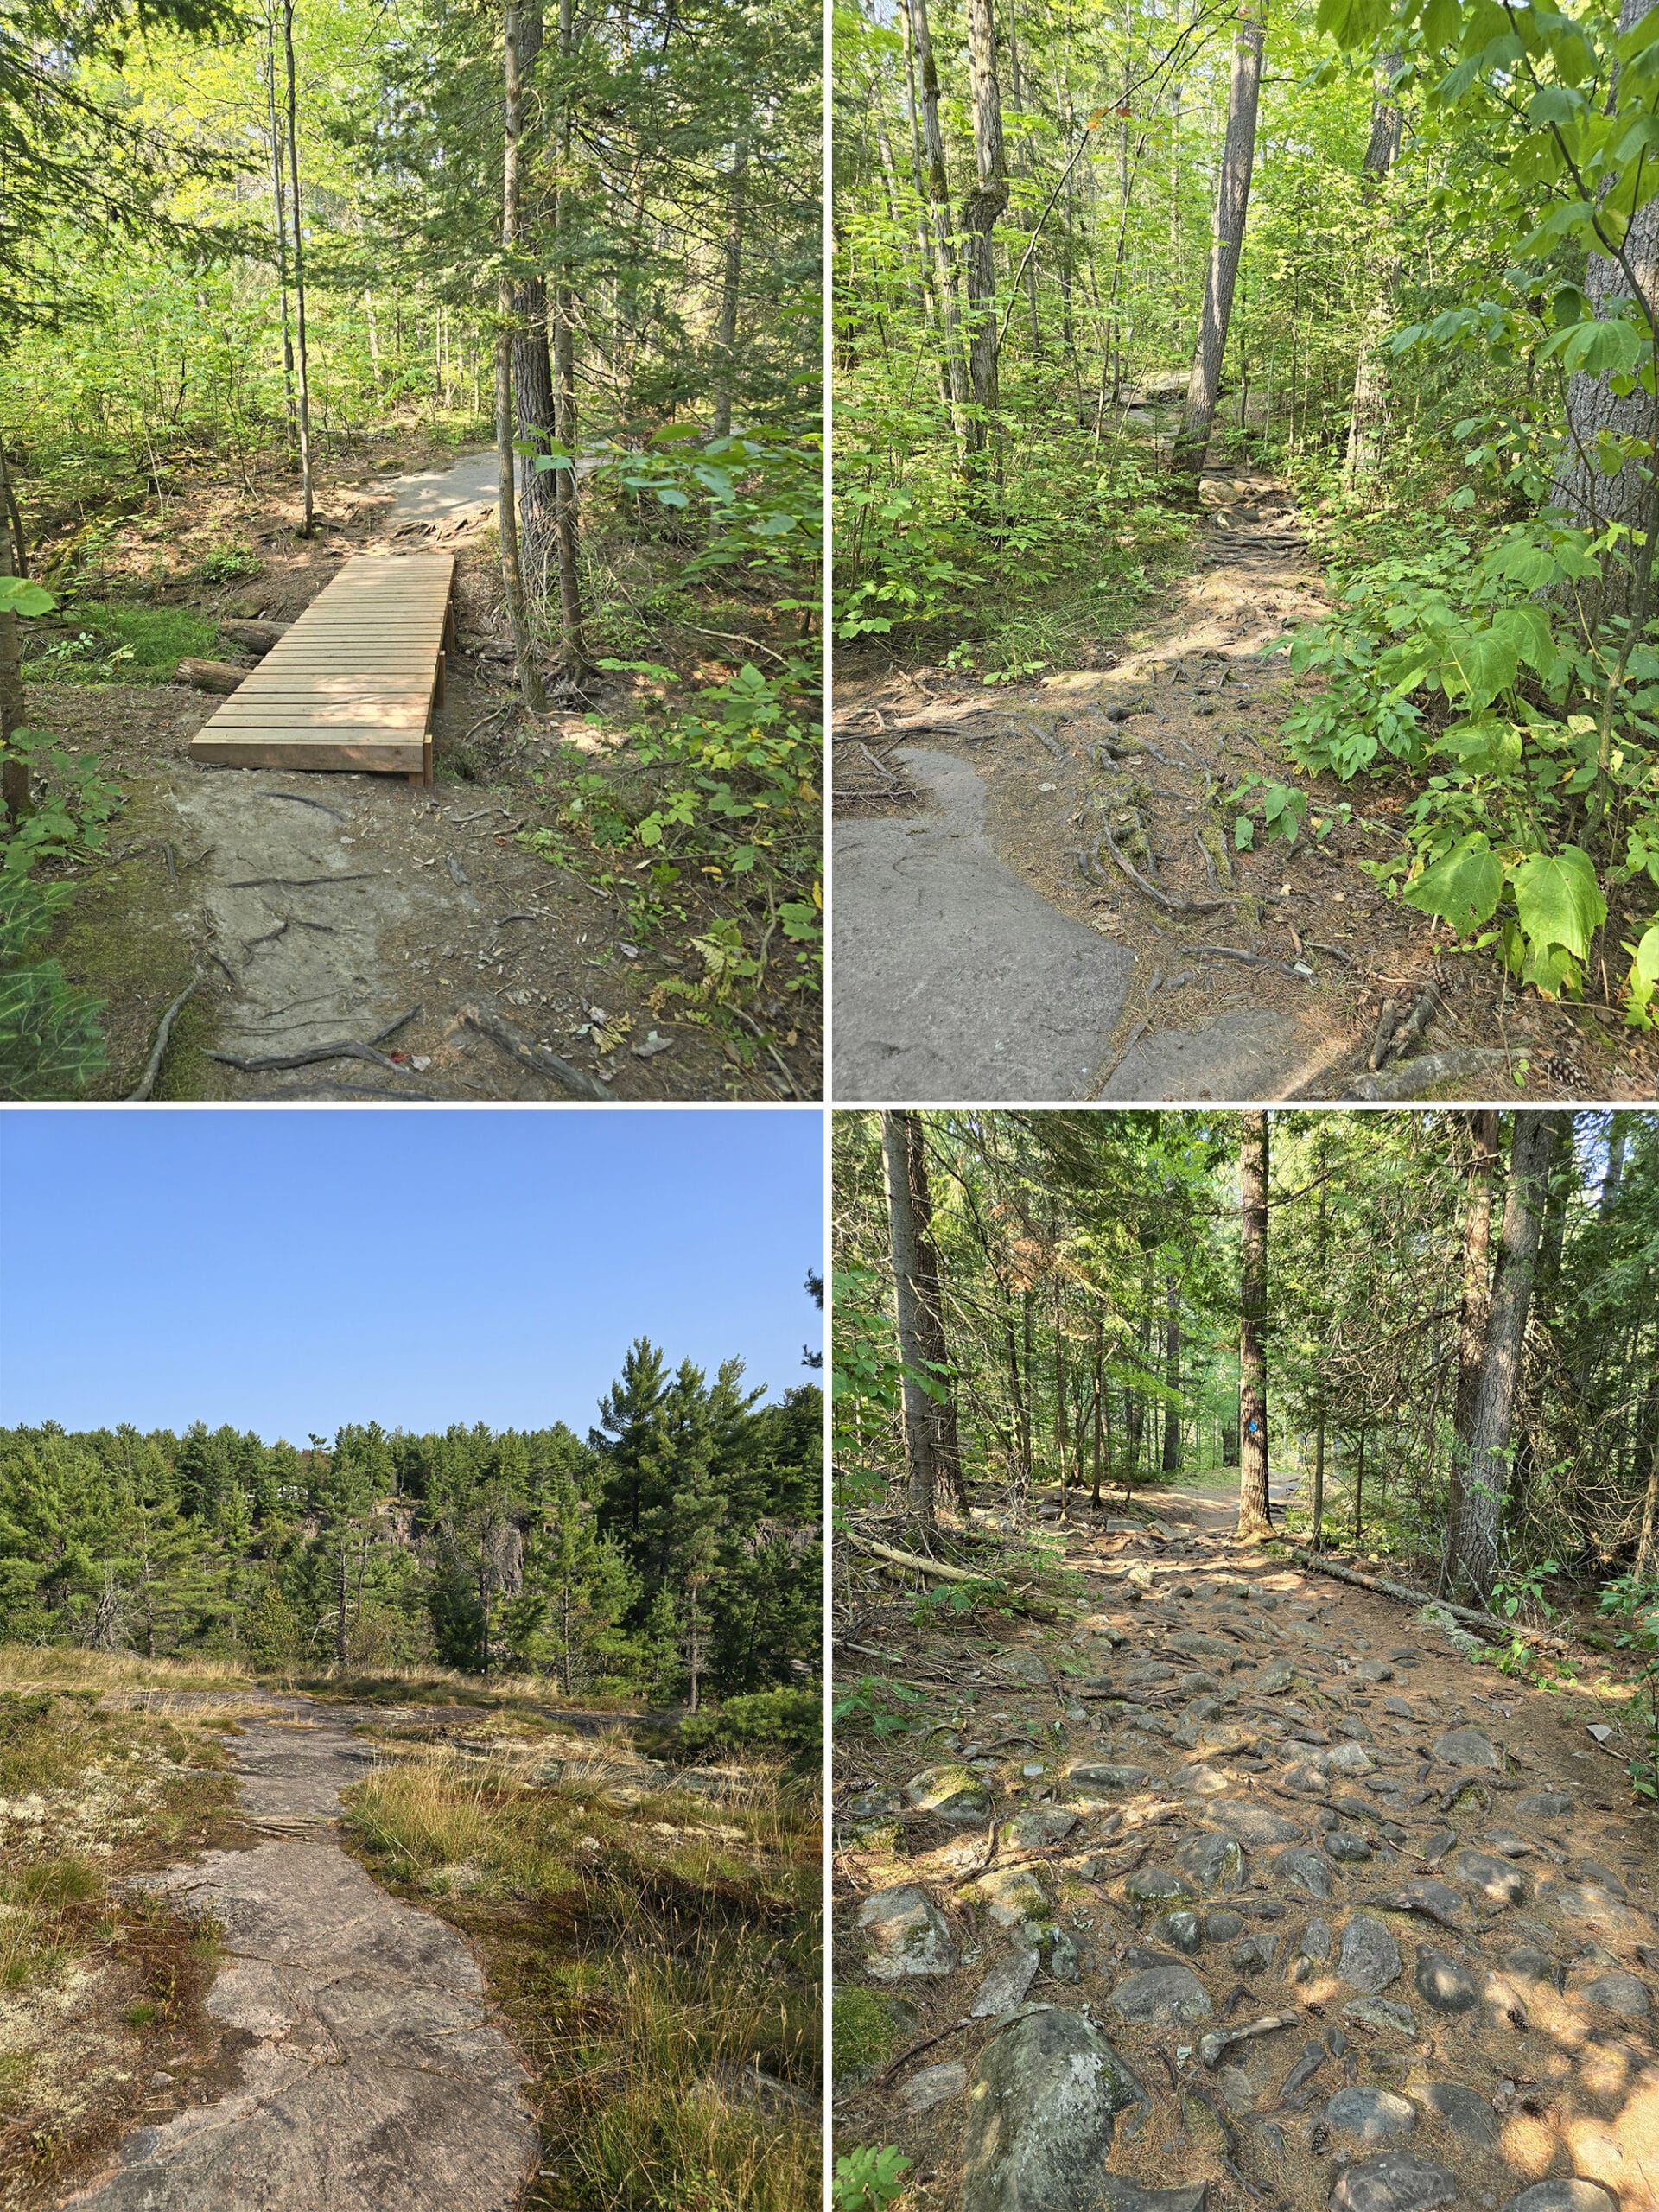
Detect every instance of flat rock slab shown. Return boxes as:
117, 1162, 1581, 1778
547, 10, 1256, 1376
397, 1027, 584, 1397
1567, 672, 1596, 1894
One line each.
61, 1703, 538, 2212
832, 749, 1134, 1100
1099, 1006, 1338, 1102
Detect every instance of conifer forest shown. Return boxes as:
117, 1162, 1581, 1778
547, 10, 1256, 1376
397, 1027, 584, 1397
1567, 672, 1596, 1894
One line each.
1, 0, 823, 1102
0, 1344, 823, 1703
832, 0, 1659, 1093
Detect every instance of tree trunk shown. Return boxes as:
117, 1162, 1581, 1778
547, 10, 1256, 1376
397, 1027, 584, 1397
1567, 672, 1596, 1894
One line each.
1090, 1317, 1105, 1510
883, 1110, 938, 1527
499, 0, 547, 715
550, 0, 588, 672
1172, 2, 1264, 482
1445, 1109, 1499, 1585
905, 1112, 964, 1509
713, 138, 749, 436
906, 0, 971, 453
1313, 1419, 1325, 1548
263, 4, 297, 456
335, 1528, 349, 1663
1549, 0, 1659, 645
1634, 1370, 1659, 1578
1237, 1109, 1273, 1538
282, 0, 314, 535
960, 0, 1009, 459
1161, 1275, 1182, 1472
1453, 1113, 1562, 1600
1344, 54, 1404, 486
512, 2, 559, 596
0, 438, 26, 823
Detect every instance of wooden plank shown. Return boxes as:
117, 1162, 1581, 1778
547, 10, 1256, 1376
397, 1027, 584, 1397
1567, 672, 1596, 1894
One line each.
205, 709, 432, 729
190, 737, 427, 772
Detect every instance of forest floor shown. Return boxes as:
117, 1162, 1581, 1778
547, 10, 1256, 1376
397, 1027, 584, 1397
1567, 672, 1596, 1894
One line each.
832, 467, 1659, 1103
0, 1667, 819, 2212
16, 429, 817, 1101
832, 1496, 1659, 2212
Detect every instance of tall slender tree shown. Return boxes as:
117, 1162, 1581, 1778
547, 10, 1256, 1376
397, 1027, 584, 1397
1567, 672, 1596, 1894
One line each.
498, 0, 547, 715
1172, 0, 1265, 481
1236, 1109, 1273, 1538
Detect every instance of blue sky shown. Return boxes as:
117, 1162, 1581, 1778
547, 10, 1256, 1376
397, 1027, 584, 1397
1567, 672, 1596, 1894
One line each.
0, 1110, 823, 1440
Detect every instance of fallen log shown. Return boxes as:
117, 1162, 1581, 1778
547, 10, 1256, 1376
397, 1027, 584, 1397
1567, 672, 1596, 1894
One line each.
843, 1533, 1009, 1586
218, 618, 289, 656
1279, 1544, 1572, 1654
177, 656, 248, 693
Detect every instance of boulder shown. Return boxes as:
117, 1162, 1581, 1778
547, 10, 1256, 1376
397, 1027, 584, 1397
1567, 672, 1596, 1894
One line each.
960, 2007, 1147, 2212
857, 1886, 958, 1979
905, 1764, 994, 1821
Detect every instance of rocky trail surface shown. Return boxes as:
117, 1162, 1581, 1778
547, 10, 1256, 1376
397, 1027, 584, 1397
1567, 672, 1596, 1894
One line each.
41, 448, 781, 1100
834, 1503, 1659, 2212
832, 474, 1654, 1103
58, 1695, 539, 2212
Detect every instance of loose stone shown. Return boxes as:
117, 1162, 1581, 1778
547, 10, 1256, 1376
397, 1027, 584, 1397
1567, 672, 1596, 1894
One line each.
1421, 2082, 1499, 2148
1327, 1829, 1373, 1864
1274, 1844, 1334, 1898
1110, 1961, 1213, 2025
1572, 1968, 1649, 2014
899, 2059, 966, 2113
1325, 2087, 1417, 2141
1173, 1831, 1246, 1891
1125, 1866, 1198, 1904
1338, 1914, 1402, 1995
1452, 1849, 1529, 1908
905, 1764, 995, 1821
1498, 2189, 1617, 2212
1330, 2152, 1458, 2212
857, 1885, 958, 1979
1007, 1807, 1077, 1847
1342, 1997, 1417, 2036
1156, 1910, 1205, 1954
1432, 1726, 1500, 1770
1413, 1948, 1479, 2013
969, 1946, 1041, 2017
1515, 1790, 1571, 1817
1207, 1800, 1305, 1845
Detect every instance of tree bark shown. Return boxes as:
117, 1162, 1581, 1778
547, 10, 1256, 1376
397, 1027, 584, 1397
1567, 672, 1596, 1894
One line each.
1160, 1275, 1182, 1472
282, 0, 314, 536
1445, 1107, 1499, 1583
883, 1110, 938, 1528
1344, 54, 1404, 486
1453, 1112, 1562, 1601
1237, 1109, 1273, 1538
712, 138, 748, 436
550, 0, 588, 673
1549, 0, 1659, 644
906, 0, 971, 453
263, 3, 297, 457
905, 1111, 964, 1509
0, 437, 26, 823
499, 0, 547, 716
961, 0, 1009, 459
1173, 2, 1265, 482
512, 3, 559, 595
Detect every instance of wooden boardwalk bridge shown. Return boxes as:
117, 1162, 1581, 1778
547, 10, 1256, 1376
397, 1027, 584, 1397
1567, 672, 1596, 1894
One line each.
188, 552, 456, 785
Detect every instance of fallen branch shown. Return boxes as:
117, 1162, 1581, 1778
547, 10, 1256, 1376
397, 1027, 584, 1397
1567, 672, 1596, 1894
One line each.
868, 2018, 973, 2095
1279, 1545, 1572, 1655
1096, 817, 1239, 914
843, 1533, 1008, 1587
458, 1004, 611, 1101
129, 969, 202, 1100
177, 656, 250, 693
1343, 1046, 1514, 1103
217, 619, 289, 656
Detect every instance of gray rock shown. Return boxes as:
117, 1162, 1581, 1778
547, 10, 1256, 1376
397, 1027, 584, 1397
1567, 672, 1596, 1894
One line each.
1325, 1741, 1376, 1777
1498, 2189, 1616, 2212
1421, 2082, 1498, 2149
1169, 1632, 1239, 1665
1156, 1910, 1205, 1955
1007, 1808, 1078, 1847
1204, 1910, 1244, 1942
1125, 1866, 1198, 1904
905, 1764, 995, 1821
970, 1947, 1042, 2018
1207, 1800, 1305, 1845
1098, 2184, 1209, 2212
1542, 1880, 1642, 1935
1124, 1662, 1178, 1686
1503, 1946, 1558, 1986
1574, 1969, 1649, 2015
960, 2008, 1148, 2212
846, 1787, 903, 1819
1282, 1760, 1332, 1796
900, 2059, 967, 2113
1046, 1929, 1082, 1982
1414, 1948, 1478, 2013
858, 1886, 959, 1979
1327, 1829, 1373, 1864
1573, 1859, 1627, 1898
1287, 1917, 1332, 1983
1230, 1935, 1278, 1975
1174, 1832, 1246, 1892
976, 1864, 1052, 1928
1331, 2153, 1458, 2212
1342, 1998, 1416, 2036
1338, 1915, 1402, 1995
1516, 1790, 1571, 1817
1325, 2087, 1417, 2141
1257, 1660, 1306, 1694
1067, 1763, 1155, 1792
1110, 1962, 1212, 2026
1432, 1726, 1499, 1770
1452, 1850, 1529, 1908
1356, 1662, 1395, 1683
1273, 1846, 1334, 1899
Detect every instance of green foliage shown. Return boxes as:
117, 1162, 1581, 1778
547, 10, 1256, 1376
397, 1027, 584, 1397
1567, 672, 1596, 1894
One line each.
1599, 1573, 1659, 1806
181, 545, 261, 584
0, 873, 105, 1097
22, 601, 219, 685
524, 659, 821, 1007
675, 1688, 821, 1768
0, 725, 124, 874
830, 1674, 925, 1739
832, 2145, 912, 2212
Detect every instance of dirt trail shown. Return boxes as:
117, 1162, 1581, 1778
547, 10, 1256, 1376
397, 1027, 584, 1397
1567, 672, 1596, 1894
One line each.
60, 1694, 539, 2212
833, 476, 1655, 1103
38, 451, 759, 1100
834, 1509, 1659, 2212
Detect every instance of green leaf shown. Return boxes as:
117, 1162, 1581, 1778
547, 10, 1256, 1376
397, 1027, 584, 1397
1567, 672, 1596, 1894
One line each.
0, 578, 56, 618
1511, 844, 1606, 957
1402, 832, 1504, 932
1234, 814, 1255, 851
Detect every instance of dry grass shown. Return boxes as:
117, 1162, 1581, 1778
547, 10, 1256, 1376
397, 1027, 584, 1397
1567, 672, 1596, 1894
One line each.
0, 1689, 247, 2208
343, 1740, 821, 2212
0, 1646, 252, 1695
